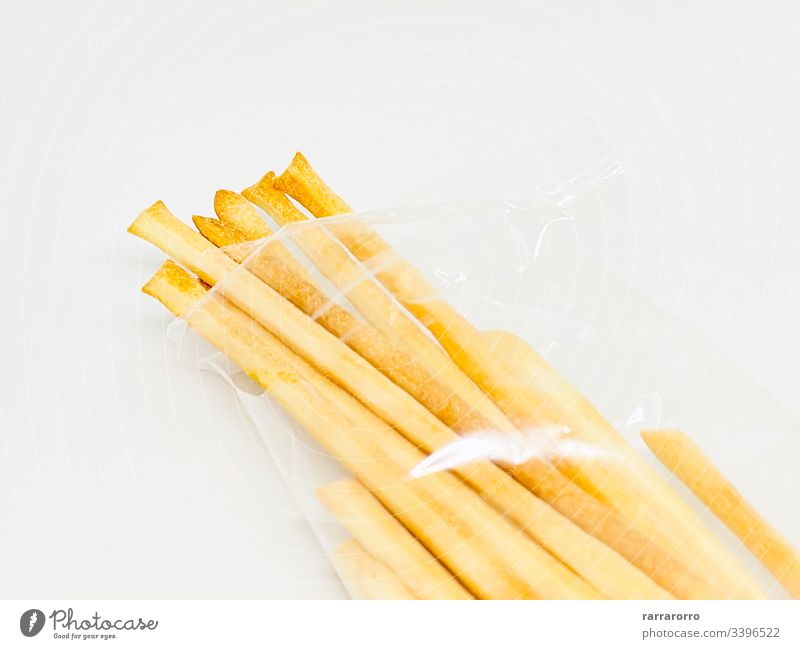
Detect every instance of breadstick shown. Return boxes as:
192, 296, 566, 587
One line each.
214, 189, 273, 239
273, 151, 351, 217
642, 429, 800, 598
142, 260, 599, 599
331, 539, 416, 600
318, 480, 472, 599
273, 156, 764, 599
191, 212, 670, 599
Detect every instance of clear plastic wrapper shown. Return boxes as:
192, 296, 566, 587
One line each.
133, 159, 800, 601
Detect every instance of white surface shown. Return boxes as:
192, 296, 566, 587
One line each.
1, 0, 799, 598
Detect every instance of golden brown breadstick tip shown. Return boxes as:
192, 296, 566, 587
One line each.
642, 429, 800, 598
142, 259, 206, 313
274, 151, 351, 217
192, 215, 250, 248
214, 189, 273, 239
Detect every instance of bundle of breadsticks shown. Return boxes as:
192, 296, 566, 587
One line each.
129, 153, 800, 600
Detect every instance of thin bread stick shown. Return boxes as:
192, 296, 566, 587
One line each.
192, 216, 670, 599
274, 156, 764, 599
142, 260, 599, 599
273, 151, 351, 217
318, 480, 472, 599
331, 539, 416, 600
642, 429, 800, 598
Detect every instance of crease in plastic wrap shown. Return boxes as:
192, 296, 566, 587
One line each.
164, 165, 800, 601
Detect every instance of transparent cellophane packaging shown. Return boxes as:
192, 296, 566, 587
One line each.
166, 168, 800, 600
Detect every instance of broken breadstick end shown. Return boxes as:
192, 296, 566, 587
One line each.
192, 215, 251, 248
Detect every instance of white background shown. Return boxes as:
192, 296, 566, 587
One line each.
1, 0, 800, 599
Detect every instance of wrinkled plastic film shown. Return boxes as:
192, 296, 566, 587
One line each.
164, 174, 800, 600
